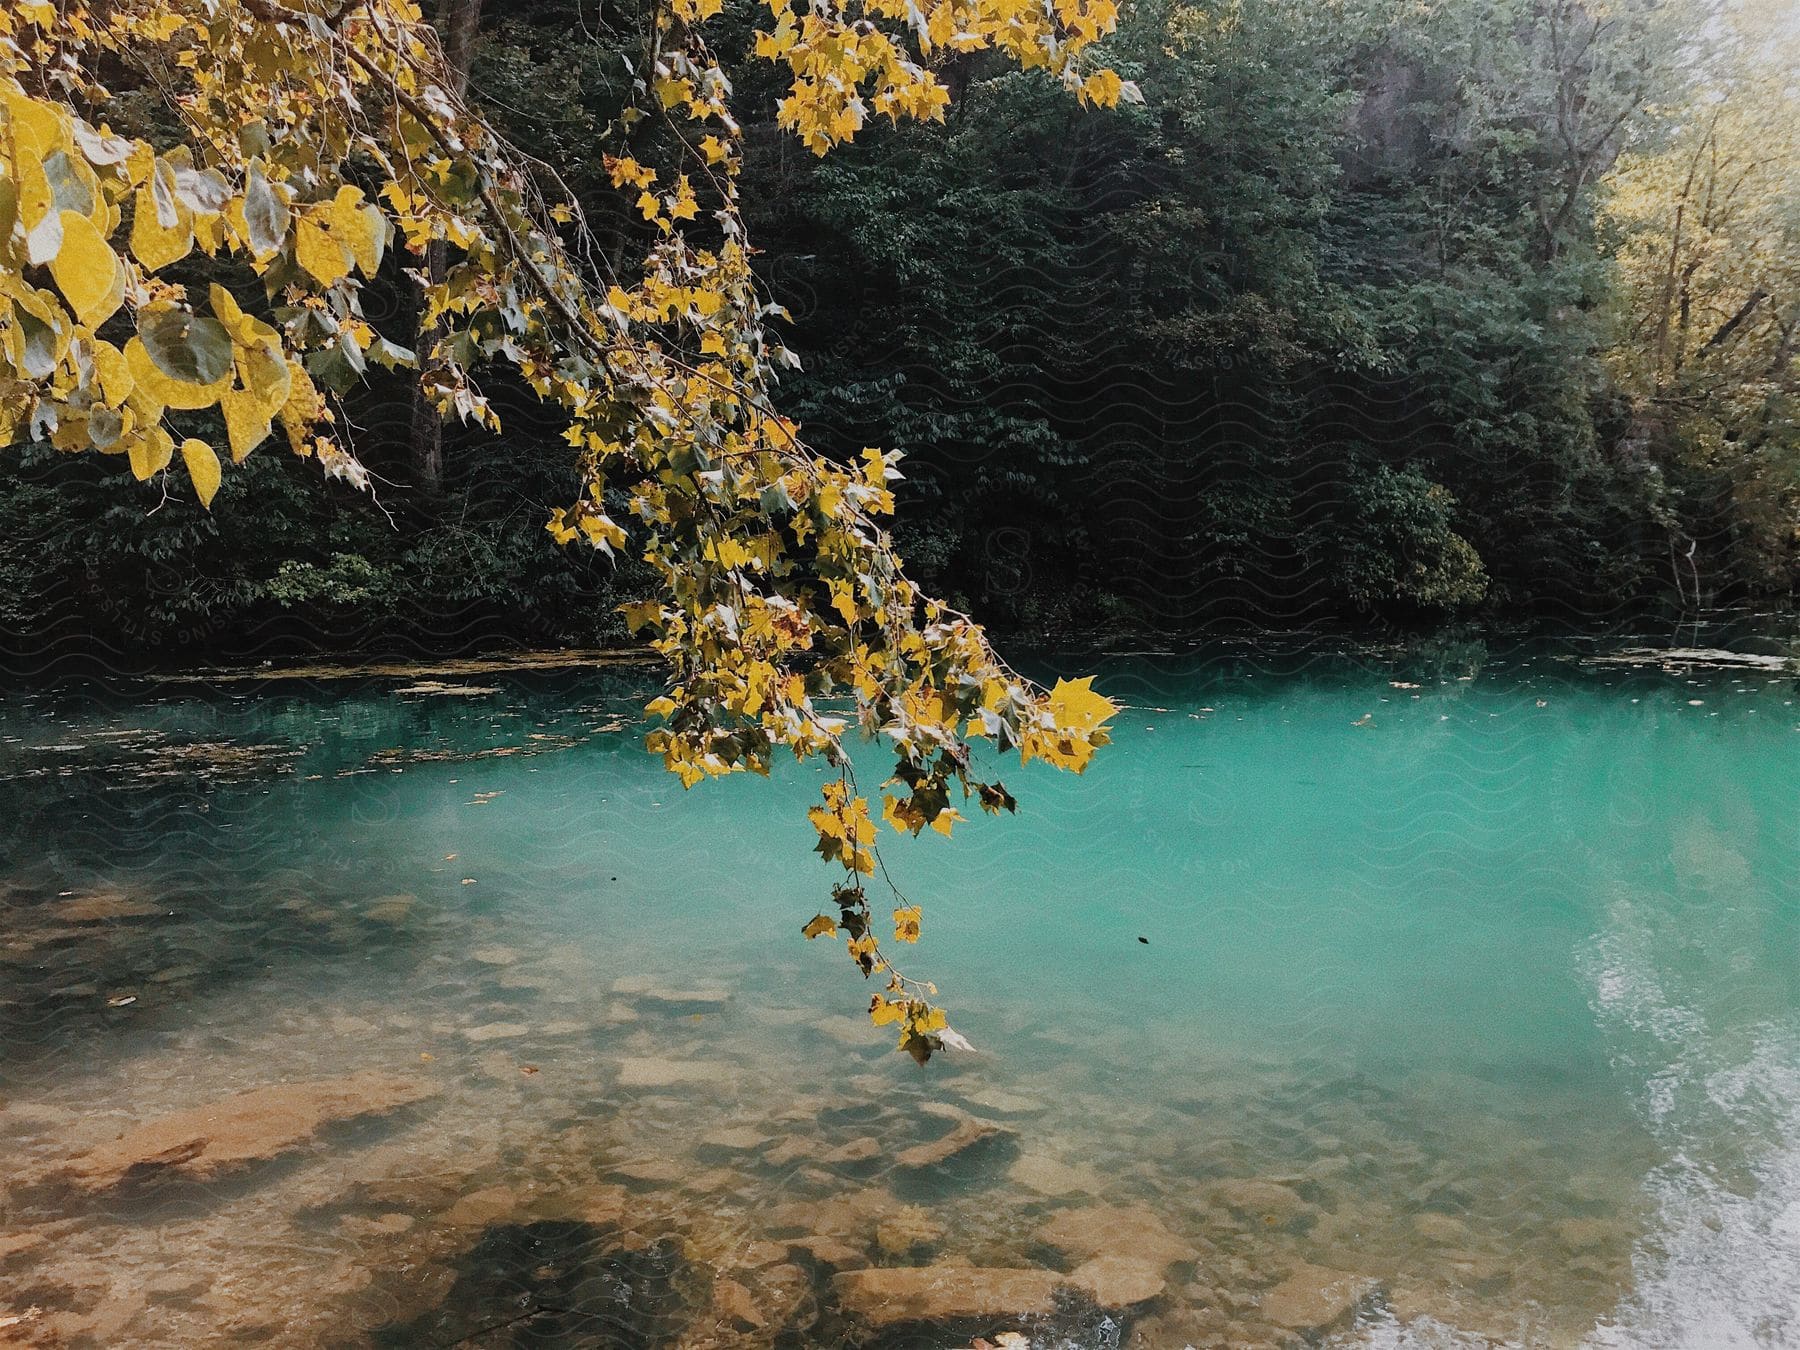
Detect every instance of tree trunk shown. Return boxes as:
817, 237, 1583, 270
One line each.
409, 0, 483, 495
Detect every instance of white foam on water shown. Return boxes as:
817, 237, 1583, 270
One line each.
1585, 1054, 1800, 1348
1580, 899, 1800, 1350
1340, 895, 1800, 1350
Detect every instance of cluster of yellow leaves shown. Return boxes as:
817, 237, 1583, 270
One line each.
0, 5, 398, 505
808, 780, 877, 874
0, 71, 338, 500
1597, 0, 1799, 546
758, 0, 1136, 154
1, 0, 1123, 1059
870, 991, 948, 1063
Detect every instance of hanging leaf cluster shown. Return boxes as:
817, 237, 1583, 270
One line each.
0, 0, 1126, 1057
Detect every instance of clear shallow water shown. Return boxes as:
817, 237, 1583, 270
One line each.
0, 638, 1796, 1347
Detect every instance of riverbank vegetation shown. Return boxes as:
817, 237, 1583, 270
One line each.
4, 0, 1796, 660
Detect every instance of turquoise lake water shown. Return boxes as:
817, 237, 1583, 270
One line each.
1, 637, 1796, 1347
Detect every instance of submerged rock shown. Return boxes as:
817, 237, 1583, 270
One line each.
48, 1071, 436, 1193
615, 1057, 722, 1088
954, 1088, 1048, 1118
611, 977, 730, 1010
1009, 1152, 1106, 1198
876, 1205, 945, 1260
762, 1134, 813, 1167
1554, 1216, 1622, 1253
361, 894, 417, 924
441, 1184, 520, 1227
608, 1157, 687, 1185
54, 890, 167, 923
711, 1276, 765, 1331
833, 1266, 1065, 1326
468, 945, 521, 966
1413, 1212, 1474, 1245
1038, 1203, 1196, 1270
820, 1137, 881, 1166
462, 1021, 530, 1042
894, 1116, 1011, 1170
1258, 1261, 1378, 1333
1066, 1254, 1167, 1307
767, 1186, 893, 1239
0, 1229, 46, 1264
689, 1263, 811, 1345
338, 1212, 415, 1238
369, 1221, 685, 1348
1212, 1178, 1311, 1227
835, 1255, 1167, 1329
553, 1182, 630, 1226
698, 1126, 770, 1154
787, 1234, 867, 1269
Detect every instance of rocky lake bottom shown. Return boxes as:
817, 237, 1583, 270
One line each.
0, 640, 1796, 1348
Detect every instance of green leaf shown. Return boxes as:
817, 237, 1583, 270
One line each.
138, 308, 234, 386
242, 160, 289, 257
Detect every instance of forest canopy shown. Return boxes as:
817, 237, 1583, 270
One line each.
4, 0, 1797, 652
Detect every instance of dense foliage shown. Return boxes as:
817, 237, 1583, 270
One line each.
760, 0, 1799, 627
5, 0, 1796, 654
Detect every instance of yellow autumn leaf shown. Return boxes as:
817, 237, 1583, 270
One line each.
49, 210, 122, 327
219, 387, 273, 462
329, 186, 384, 275
180, 437, 221, 507
1, 86, 65, 159
276, 357, 324, 455
235, 338, 292, 420
801, 914, 838, 939
207, 283, 251, 338
129, 185, 193, 270
91, 340, 133, 403
1081, 68, 1124, 108
126, 426, 175, 481
295, 215, 351, 286
1046, 676, 1117, 737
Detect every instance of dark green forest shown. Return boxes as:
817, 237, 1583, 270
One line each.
6, 0, 1796, 660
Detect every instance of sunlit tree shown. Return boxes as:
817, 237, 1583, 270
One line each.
1603, 0, 1800, 589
